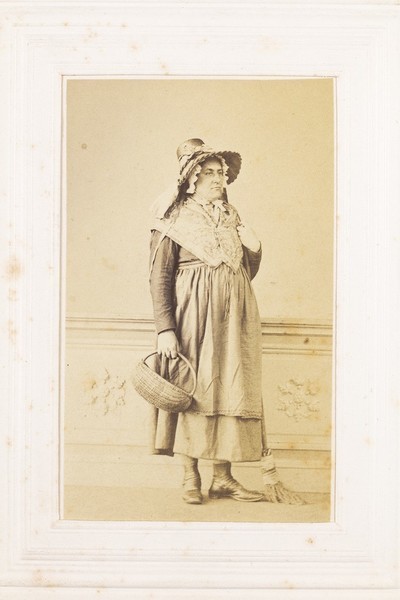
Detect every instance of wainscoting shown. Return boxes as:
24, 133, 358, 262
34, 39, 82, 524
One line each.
64, 314, 333, 497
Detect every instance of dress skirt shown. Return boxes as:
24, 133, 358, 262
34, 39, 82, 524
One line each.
149, 260, 263, 462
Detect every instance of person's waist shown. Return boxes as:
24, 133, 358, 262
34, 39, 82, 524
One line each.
177, 259, 246, 272
177, 259, 205, 270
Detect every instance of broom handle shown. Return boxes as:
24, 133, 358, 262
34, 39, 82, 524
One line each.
261, 400, 270, 454
143, 351, 197, 396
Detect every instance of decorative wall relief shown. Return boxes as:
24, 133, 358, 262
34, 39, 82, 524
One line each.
277, 378, 321, 421
84, 368, 127, 416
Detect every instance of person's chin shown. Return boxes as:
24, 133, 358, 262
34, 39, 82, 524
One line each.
210, 189, 223, 200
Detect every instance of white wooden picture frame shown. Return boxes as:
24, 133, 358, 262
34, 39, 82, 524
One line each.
0, 2, 399, 598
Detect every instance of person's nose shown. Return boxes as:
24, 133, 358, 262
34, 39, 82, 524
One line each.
212, 172, 222, 184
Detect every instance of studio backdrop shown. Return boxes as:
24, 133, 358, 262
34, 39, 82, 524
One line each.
64, 77, 334, 520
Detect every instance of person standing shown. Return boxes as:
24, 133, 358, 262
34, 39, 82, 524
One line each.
148, 138, 304, 506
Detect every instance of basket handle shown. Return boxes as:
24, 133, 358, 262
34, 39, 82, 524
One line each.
143, 351, 197, 397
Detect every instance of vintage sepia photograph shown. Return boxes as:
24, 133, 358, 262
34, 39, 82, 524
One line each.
2, 1, 399, 595
63, 77, 334, 522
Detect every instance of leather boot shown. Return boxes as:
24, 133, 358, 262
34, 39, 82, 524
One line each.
209, 461, 263, 502
181, 455, 202, 505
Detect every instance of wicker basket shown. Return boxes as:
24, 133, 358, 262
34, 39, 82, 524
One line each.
132, 351, 197, 413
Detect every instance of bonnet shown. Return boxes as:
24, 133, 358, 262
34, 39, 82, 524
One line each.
150, 138, 242, 218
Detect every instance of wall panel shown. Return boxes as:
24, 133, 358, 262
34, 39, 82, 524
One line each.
64, 315, 332, 492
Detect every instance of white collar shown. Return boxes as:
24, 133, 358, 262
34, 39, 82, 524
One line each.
190, 192, 227, 212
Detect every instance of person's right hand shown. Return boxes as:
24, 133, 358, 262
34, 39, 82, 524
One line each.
157, 330, 180, 359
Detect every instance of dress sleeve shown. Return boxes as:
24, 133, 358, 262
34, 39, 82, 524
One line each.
232, 205, 262, 280
149, 230, 180, 334
242, 245, 262, 280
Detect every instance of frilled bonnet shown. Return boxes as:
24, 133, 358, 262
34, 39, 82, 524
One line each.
150, 138, 242, 218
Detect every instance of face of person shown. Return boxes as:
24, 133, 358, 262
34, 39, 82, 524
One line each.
194, 158, 225, 202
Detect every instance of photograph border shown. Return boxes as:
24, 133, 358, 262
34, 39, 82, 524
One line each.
1, 2, 399, 598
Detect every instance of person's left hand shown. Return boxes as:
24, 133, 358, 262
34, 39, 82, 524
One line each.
237, 220, 261, 253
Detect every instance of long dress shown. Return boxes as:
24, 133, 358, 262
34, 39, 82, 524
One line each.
148, 195, 263, 462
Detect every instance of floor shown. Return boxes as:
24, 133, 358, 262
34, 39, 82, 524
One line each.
63, 486, 331, 522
